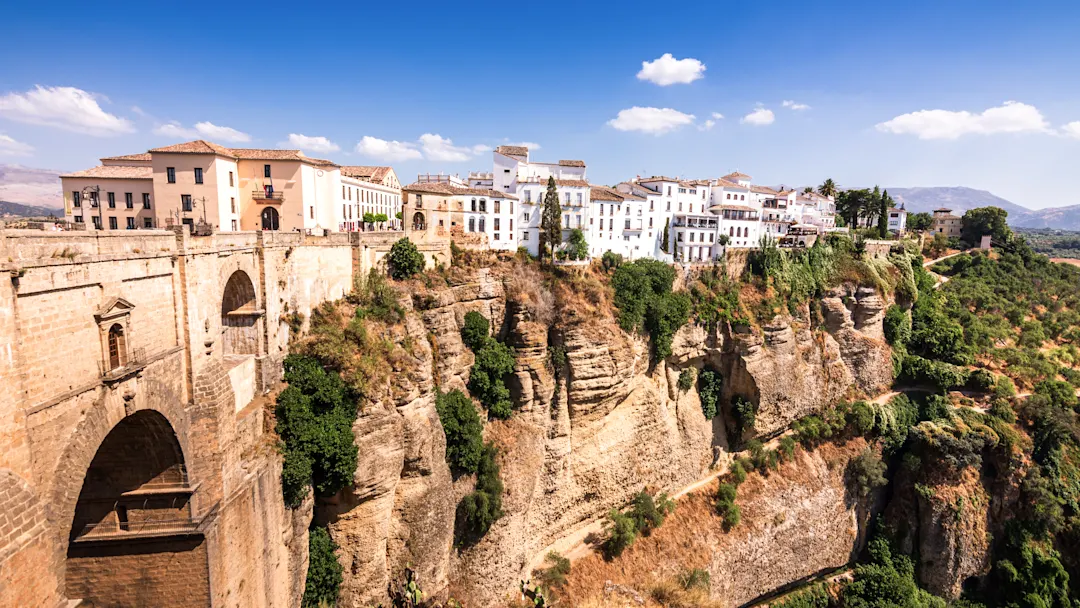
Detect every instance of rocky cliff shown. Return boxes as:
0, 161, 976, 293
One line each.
322, 264, 894, 606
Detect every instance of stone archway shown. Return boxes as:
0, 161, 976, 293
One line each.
221, 270, 260, 356
63, 409, 210, 607
412, 211, 426, 231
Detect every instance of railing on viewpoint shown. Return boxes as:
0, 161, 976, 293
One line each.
75, 517, 201, 541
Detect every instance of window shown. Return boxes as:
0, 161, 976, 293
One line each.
90, 192, 99, 208
125, 193, 133, 209
667, 186, 671, 195
494, 218, 500, 230
609, 218, 613, 230
564, 192, 570, 204
649, 218, 653, 227
229, 171, 234, 187
689, 232, 695, 242
107, 324, 127, 370
310, 206, 315, 219
666, 201, 670, 211
167, 167, 176, 183
194, 168, 203, 184
108, 216, 118, 230
471, 198, 477, 212
677, 232, 683, 242
479, 217, 486, 232
181, 194, 192, 211
494, 233, 500, 240
468, 217, 476, 232
480, 199, 487, 213
726, 193, 731, 200
509, 202, 513, 213
126, 217, 135, 230
75, 215, 83, 223
231, 219, 238, 231
577, 193, 583, 204
107, 192, 116, 208
144, 217, 153, 228
525, 191, 532, 203
264, 165, 271, 178
523, 212, 530, 222
92, 216, 102, 229
142, 193, 151, 209
231, 197, 236, 213
679, 202, 683, 212
504, 169, 510, 173
522, 231, 529, 241
73, 191, 82, 207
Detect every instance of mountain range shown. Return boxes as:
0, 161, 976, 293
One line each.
0, 163, 1077, 230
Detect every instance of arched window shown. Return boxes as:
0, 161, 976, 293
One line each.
261, 207, 279, 230
412, 212, 426, 231
107, 324, 127, 370
468, 217, 475, 233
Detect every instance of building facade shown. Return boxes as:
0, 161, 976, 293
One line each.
931, 207, 961, 237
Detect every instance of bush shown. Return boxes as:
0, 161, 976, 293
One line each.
884, 304, 911, 347
1034, 379, 1079, 410
779, 436, 797, 461
601, 250, 623, 271
993, 376, 1017, 398
716, 482, 741, 530
732, 396, 757, 441
771, 583, 831, 608
536, 551, 571, 591
456, 442, 504, 543
629, 490, 675, 535
276, 355, 359, 507
435, 389, 484, 474
350, 269, 403, 323
302, 526, 343, 608
966, 369, 997, 393
387, 237, 425, 279
612, 259, 691, 361
567, 228, 589, 261
678, 368, 695, 392
679, 568, 711, 591
467, 339, 516, 419
900, 355, 969, 392
461, 310, 490, 351
602, 508, 638, 559
730, 460, 748, 485
843, 535, 946, 608
698, 368, 723, 420
849, 448, 888, 497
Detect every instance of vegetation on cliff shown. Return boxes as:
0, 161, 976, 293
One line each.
461, 311, 517, 419
611, 258, 691, 361
303, 526, 344, 608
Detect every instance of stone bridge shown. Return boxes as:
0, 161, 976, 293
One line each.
0, 227, 448, 607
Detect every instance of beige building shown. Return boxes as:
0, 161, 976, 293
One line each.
62, 140, 402, 234
401, 179, 517, 250
931, 207, 962, 238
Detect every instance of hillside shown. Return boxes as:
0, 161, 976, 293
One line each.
0, 164, 62, 210
0, 200, 63, 218
886, 186, 1030, 216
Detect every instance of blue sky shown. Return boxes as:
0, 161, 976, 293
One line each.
2, 0, 1079, 209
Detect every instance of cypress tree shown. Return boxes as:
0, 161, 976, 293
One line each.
877, 188, 891, 237
540, 176, 562, 263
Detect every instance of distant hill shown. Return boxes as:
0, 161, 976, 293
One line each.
0, 200, 64, 219
886, 187, 1031, 217
0, 164, 63, 210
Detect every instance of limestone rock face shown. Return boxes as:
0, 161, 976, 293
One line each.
325, 268, 894, 606
913, 468, 993, 599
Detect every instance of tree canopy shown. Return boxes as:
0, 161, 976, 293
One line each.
961, 206, 1012, 246
540, 176, 562, 263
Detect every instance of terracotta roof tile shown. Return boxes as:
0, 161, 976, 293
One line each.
402, 182, 518, 200
100, 152, 151, 162
722, 171, 752, 181
149, 139, 235, 156
589, 186, 624, 202
558, 159, 585, 167
519, 178, 590, 188
714, 178, 749, 189
341, 165, 393, 184
60, 165, 153, 180
750, 185, 778, 195
231, 148, 338, 167
638, 175, 679, 184
495, 145, 528, 158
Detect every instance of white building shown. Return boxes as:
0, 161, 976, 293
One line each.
887, 205, 908, 234
338, 166, 403, 232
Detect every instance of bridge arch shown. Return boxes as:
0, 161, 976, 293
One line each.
221, 269, 260, 356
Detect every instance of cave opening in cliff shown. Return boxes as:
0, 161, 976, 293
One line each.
65, 410, 210, 608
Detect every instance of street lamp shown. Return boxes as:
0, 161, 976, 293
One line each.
81, 185, 102, 229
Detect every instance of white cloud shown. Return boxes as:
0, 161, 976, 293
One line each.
741, 107, 775, 126
355, 136, 423, 162
193, 121, 250, 143
504, 141, 540, 150
711, 112, 724, 120
782, 100, 811, 110
282, 133, 340, 153
130, 105, 147, 117
419, 133, 487, 162
0, 85, 134, 136
152, 120, 251, 143
699, 120, 716, 131
636, 53, 706, 86
1060, 121, 1080, 139
0, 134, 34, 156
876, 101, 1051, 140
607, 107, 696, 135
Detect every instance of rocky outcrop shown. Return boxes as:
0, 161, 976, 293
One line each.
324, 266, 895, 605
912, 468, 993, 598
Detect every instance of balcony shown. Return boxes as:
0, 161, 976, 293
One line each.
252, 190, 284, 203
73, 516, 203, 543
672, 217, 718, 229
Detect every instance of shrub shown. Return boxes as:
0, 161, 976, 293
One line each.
677, 368, 695, 392
467, 339, 516, 419
993, 376, 1017, 398
771, 583, 831, 608
849, 448, 888, 497
435, 389, 484, 474
679, 568, 711, 591
349, 269, 403, 323
302, 526, 343, 608
779, 435, 797, 461
716, 482, 741, 530
536, 551, 571, 591
732, 396, 757, 441
698, 368, 723, 420
966, 369, 997, 393
601, 250, 623, 271
843, 535, 946, 608
461, 310, 490, 351
989, 398, 1016, 423
567, 228, 589, 261
456, 442, 504, 543
547, 345, 567, 372
276, 355, 359, 507
387, 237, 425, 279
900, 355, 969, 392
746, 439, 767, 470
629, 490, 674, 535
602, 508, 638, 559
849, 400, 877, 436
730, 459, 748, 485
1035, 379, 1079, 410
612, 259, 691, 361
883, 304, 911, 347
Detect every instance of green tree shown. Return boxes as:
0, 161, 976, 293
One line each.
362, 212, 375, 224
698, 368, 723, 420
540, 176, 562, 263
602, 508, 638, 559
567, 228, 589, 260
907, 212, 933, 231
461, 310, 490, 351
961, 206, 1012, 247
842, 535, 945, 608
435, 389, 484, 474
387, 238, 425, 279
275, 355, 359, 507
884, 304, 912, 347
877, 189, 891, 237
468, 340, 516, 419
612, 259, 690, 361
456, 442, 504, 543
849, 448, 888, 497
302, 526, 343, 608
837, 188, 873, 229
660, 218, 670, 253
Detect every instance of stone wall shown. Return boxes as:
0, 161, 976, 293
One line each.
0, 227, 386, 607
